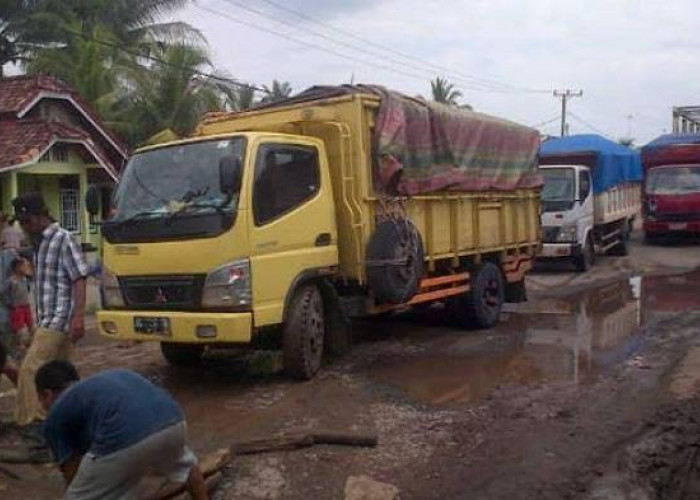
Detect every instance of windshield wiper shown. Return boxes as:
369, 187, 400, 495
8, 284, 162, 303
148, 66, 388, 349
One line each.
165, 199, 233, 225
107, 210, 164, 226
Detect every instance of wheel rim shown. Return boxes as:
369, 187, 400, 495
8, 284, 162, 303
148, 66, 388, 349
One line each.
483, 278, 502, 311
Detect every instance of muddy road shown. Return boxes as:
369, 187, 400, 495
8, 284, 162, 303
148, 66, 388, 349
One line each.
3, 234, 700, 499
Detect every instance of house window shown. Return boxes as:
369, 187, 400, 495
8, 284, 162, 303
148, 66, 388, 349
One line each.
38, 145, 69, 163
60, 189, 80, 233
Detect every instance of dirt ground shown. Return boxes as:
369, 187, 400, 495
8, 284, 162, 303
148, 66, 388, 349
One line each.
3, 232, 700, 499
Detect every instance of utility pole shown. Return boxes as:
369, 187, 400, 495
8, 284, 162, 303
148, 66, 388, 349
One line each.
553, 89, 583, 137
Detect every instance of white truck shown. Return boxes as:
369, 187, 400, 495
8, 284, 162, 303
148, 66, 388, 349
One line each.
537, 135, 643, 272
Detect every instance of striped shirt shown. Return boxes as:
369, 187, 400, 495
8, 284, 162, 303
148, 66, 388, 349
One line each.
35, 223, 89, 332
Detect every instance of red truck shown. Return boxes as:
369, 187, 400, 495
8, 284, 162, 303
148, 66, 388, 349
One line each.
641, 134, 700, 241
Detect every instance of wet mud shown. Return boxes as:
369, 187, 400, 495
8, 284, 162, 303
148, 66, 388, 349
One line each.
2, 260, 700, 499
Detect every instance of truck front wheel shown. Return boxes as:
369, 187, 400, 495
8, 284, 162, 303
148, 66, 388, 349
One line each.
574, 236, 595, 272
283, 284, 325, 380
160, 343, 204, 366
450, 263, 504, 329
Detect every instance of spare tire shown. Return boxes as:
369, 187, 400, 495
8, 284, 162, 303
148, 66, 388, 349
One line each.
366, 219, 424, 304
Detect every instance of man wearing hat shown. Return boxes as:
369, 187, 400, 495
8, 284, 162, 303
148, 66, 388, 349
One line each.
12, 192, 88, 427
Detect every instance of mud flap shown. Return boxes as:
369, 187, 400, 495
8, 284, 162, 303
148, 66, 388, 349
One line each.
505, 280, 528, 303
318, 279, 353, 358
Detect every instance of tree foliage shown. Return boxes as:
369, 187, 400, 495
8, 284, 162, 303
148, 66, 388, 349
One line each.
260, 79, 293, 104
430, 76, 463, 106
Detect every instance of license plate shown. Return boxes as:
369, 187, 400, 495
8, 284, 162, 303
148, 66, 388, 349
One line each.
669, 222, 687, 231
134, 317, 170, 335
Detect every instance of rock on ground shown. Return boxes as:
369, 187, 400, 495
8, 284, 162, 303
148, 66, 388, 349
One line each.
344, 475, 400, 500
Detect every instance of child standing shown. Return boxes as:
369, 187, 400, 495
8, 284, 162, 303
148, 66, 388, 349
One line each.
5, 258, 33, 360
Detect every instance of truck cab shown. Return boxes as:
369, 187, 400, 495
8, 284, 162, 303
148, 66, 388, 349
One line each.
643, 164, 700, 239
539, 164, 594, 270
641, 135, 700, 241
97, 133, 339, 367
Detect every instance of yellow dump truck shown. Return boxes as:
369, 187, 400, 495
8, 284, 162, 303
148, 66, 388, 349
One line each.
90, 85, 541, 379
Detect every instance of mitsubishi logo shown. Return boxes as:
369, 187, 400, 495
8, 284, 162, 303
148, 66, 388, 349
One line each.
154, 288, 168, 305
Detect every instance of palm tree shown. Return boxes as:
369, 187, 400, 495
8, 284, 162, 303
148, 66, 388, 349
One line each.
260, 79, 293, 104
27, 22, 125, 113
235, 85, 257, 111
127, 43, 224, 144
32, 0, 202, 47
618, 137, 635, 148
431, 77, 463, 106
0, 0, 47, 76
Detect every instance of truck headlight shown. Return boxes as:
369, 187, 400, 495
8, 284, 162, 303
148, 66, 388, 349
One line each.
101, 267, 125, 308
202, 258, 252, 309
557, 225, 578, 243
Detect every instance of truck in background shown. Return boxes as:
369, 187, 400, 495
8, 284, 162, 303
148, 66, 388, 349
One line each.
538, 135, 642, 272
89, 85, 542, 379
640, 134, 700, 242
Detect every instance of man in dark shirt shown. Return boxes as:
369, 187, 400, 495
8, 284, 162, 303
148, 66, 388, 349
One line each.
35, 361, 207, 499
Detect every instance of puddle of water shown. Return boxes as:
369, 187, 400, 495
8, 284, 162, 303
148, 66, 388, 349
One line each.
370, 271, 700, 406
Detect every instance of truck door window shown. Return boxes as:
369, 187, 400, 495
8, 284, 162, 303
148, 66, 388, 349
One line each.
254, 144, 321, 225
579, 171, 591, 201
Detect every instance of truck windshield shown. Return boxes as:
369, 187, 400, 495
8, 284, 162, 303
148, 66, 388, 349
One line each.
104, 137, 246, 243
646, 165, 700, 195
541, 168, 576, 212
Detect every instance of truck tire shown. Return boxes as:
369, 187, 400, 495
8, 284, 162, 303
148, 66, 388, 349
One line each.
366, 219, 424, 304
574, 236, 595, 272
644, 232, 658, 245
451, 263, 505, 329
283, 284, 325, 380
160, 343, 204, 366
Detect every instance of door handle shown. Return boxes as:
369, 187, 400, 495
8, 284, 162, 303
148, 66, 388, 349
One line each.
315, 233, 331, 247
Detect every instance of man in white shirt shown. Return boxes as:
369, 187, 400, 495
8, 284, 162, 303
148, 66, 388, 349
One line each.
0, 215, 27, 251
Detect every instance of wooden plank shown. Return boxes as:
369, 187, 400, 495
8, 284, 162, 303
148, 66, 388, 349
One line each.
232, 431, 378, 456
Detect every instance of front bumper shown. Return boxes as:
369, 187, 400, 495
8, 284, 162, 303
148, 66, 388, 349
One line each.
97, 310, 253, 344
644, 220, 700, 235
538, 242, 581, 259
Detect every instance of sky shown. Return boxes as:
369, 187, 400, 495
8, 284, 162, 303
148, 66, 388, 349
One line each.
176, 0, 700, 144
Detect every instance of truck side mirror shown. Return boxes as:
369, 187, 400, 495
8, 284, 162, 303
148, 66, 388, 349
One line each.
219, 156, 242, 195
86, 184, 101, 216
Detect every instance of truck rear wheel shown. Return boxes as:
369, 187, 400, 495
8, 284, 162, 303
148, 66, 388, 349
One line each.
160, 343, 204, 366
283, 284, 325, 380
574, 236, 595, 272
451, 263, 504, 329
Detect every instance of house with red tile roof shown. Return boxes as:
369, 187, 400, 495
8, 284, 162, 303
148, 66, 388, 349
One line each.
0, 75, 128, 250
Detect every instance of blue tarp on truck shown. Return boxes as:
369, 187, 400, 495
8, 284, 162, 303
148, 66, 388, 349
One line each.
643, 133, 700, 149
642, 133, 700, 168
540, 134, 643, 194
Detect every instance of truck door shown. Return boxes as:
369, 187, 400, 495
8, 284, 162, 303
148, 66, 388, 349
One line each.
248, 140, 338, 327
579, 169, 594, 232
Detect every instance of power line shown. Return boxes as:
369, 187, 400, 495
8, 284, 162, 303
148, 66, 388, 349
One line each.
195, 3, 449, 89
257, 0, 551, 94
219, 0, 518, 93
568, 111, 617, 140
530, 115, 561, 129
197, 2, 548, 94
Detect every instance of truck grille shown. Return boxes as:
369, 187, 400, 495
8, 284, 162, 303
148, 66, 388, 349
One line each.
120, 276, 205, 310
655, 212, 700, 222
541, 226, 560, 244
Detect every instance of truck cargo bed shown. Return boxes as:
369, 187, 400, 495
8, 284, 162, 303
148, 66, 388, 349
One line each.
199, 92, 541, 283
